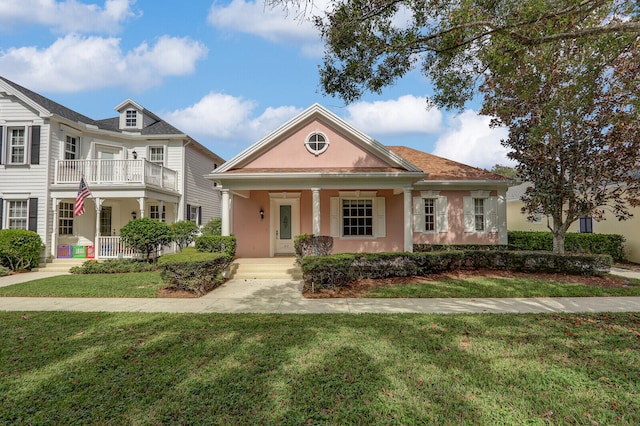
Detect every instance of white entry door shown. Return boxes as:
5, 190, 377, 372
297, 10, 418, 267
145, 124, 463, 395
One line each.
271, 197, 300, 255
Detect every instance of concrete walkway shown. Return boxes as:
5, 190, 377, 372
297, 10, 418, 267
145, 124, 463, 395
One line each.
0, 267, 639, 314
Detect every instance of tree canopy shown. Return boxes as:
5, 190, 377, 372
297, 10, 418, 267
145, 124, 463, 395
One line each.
299, 0, 640, 253
312, 0, 640, 110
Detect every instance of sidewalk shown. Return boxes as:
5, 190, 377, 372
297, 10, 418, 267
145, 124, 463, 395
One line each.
1, 268, 640, 314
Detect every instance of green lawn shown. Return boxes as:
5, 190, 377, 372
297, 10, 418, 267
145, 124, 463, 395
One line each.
1, 312, 638, 424
365, 275, 640, 298
0, 272, 164, 298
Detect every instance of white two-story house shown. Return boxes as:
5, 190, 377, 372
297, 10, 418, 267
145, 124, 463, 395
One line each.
0, 76, 224, 260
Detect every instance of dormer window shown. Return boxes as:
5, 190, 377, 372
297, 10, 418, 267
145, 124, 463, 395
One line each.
125, 109, 137, 127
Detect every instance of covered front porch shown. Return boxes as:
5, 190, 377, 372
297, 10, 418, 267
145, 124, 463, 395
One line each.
49, 194, 181, 260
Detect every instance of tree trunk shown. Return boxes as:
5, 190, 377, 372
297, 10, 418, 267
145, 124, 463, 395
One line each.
552, 230, 566, 254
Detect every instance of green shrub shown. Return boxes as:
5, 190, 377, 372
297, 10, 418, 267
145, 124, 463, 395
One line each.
171, 220, 200, 252
301, 250, 612, 289
0, 229, 44, 271
414, 244, 507, 252
201, 218, 222, 236
120, 218, 174, 261
413, 251, 465, 274
507, 231, 626, 261
195, 235, 236, 258
294, 234, 333, 263
158, 252, 232, 296
70, 259, 159, 274
0, 265, 9, 277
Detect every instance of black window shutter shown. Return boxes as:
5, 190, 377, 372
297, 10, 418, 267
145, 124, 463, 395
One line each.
0, 197, 3, 229
28, 198, 38, 232
198, 206, 202, 225
30, 126, 41, 165
186, 204, 191, 221
0, 126, 3, 164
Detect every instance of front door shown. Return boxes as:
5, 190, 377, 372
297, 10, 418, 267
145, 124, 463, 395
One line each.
271, 197, 300, 255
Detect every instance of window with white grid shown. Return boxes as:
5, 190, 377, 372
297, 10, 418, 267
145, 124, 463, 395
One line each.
342, 199, 373, 236
58, 202, 74, 235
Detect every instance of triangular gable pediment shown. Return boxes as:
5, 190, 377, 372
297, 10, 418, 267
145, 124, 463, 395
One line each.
214, 104, 421, 174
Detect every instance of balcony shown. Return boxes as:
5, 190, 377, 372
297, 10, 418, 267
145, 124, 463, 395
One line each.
55, 159, 177, 191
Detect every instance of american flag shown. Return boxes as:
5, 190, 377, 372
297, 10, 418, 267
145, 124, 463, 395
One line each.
73, 176, 92, 217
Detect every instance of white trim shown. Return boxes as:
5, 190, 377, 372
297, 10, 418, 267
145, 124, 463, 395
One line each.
268, 192, 301, 199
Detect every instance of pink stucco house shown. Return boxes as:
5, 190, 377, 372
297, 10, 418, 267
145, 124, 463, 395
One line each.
208, 104, 512, 258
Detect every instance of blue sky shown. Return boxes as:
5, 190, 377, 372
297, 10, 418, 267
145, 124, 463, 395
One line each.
0, 0, 512, 168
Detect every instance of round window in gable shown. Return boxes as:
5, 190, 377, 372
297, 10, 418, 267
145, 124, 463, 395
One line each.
305, 132, 329, 155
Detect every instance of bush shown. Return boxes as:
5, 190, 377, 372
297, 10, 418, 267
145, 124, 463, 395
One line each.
158, 252, 232, 296
70, 259, 159, 274
414, 244, 507, 252
171, 220, 200, 252
301, 250, 612, 289
0, 229, 44, 271
294, 234, 333, 262
508, 231, 626, 261
120, 218, 174, 261
201, 218, 222, 236
195, 235, 237, 258
0, 265, 9, 277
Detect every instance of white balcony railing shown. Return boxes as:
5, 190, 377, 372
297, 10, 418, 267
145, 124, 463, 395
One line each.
55, 159, 177, 191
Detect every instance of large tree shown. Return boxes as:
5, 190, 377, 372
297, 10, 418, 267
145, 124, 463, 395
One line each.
295, 0, 640, 252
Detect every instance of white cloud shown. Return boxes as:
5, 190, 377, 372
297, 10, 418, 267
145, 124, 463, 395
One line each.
163, 92, 302, 142
431, 110, 513, 169
208, 0, 324, 53
345, 95, 443, 135
0, 34, 208, 92
0, 0, 138, 34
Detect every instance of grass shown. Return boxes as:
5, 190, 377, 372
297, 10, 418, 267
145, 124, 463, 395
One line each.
0, 311, 638, 424
0, 272, 164, 298
364, 275, 640, 298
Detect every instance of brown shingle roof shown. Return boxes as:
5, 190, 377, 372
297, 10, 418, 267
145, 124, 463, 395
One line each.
387, 146, 510, 181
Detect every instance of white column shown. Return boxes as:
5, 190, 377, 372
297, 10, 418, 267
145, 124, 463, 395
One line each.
94, 197, 102, 257
138, 197, 145, 219
497, 189, 508, 245
221, 189, 230, 236
159, 200, 165, 222
312, 188, 321, 235
50, 198, 59, 258
404, 187, 413, 252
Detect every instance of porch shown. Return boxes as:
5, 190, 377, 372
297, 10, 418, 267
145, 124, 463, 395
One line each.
55, 159, 177, 191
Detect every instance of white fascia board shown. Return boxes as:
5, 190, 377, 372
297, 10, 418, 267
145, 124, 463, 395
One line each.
114, 98, 144, 113
212, 172, 425, 191
414, 179, 514, 190
0, 80, 52, 118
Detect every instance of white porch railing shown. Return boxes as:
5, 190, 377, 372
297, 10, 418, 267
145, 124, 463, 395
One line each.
55, 159, 177, 191
97, 236, 136, 259
95, 236, 176, 259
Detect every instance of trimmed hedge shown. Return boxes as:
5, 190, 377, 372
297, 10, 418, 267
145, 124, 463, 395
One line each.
158, 251, 232, 296
0, 229, 44, 271
294, 234, 333, 261
195, 235, 237, 258
0, 265, 9, 277
301, 251, 613, 290
508, 231, 626, 261
70, 259, 159, 274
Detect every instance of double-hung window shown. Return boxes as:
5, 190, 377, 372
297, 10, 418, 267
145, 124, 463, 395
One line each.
9, 127, 26, 164
150, 205, 166, 222
58, 202, 74, 235
413, 192, 448, 234
330, 192, 385, 238
149, 147, 164, 165
65, 136, 78, 160
8, 200, 28, 229
125, 110, 137, 127
464, 191, 498, 233
474, 198, 485, 232
342, 199, 373, 236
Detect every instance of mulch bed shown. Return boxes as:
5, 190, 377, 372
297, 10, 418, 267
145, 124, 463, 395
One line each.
302, 269, 636, 299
